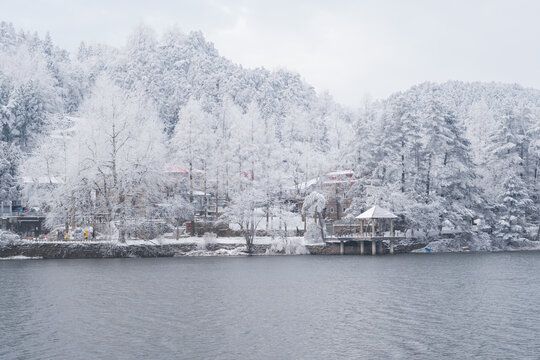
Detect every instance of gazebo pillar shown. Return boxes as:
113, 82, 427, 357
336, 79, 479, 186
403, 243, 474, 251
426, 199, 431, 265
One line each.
355, 206, 398, 254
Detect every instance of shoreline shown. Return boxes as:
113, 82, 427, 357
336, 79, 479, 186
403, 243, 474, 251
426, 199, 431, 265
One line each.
0, 237, 424, 259
1, 236, 539, 259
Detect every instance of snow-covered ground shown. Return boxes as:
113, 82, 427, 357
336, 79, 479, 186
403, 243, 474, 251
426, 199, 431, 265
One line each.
4, 229, 540, 256
91, 235, 305, 247
0, 231, 310, 256
0, 255, 43, 260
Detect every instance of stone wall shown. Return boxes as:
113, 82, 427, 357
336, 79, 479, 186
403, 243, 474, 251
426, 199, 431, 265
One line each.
0, 241, 273, 259
0, 238, 426, 259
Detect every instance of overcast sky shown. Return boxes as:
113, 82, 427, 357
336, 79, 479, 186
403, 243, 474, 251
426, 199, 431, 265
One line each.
2, 0, 540, 106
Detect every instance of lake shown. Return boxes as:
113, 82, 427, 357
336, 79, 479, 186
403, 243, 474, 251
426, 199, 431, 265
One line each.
1, 252, 540, 359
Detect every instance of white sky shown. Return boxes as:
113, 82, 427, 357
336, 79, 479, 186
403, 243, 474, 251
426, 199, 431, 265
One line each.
2, 0, 540, 107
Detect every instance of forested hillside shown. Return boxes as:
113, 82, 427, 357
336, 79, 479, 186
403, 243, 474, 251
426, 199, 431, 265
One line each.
350, 82, 539, 243
0, 21, 538, 244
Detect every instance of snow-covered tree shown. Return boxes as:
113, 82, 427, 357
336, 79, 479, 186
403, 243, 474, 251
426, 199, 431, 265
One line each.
301, 191, 327, 244
24, 76, 168, 241
223, 185, 266, 253
4, 22, 540, 247
0, 140, 20, 202
163, 194, 194, 240
493, 175, 536, 243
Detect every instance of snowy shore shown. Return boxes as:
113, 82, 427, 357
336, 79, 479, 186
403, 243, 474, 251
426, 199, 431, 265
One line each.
0, 235, 326, 259
2, 231, 539, 259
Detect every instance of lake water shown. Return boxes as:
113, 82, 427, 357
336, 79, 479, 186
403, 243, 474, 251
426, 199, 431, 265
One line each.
1, 252, 540, 359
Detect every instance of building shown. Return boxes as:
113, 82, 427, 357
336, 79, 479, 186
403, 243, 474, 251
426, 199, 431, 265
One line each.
0, 176, 64, 237
292, 170, 356, 221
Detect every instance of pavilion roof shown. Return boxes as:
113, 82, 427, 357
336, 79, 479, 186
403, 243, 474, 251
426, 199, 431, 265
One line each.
355, 206, 397, 219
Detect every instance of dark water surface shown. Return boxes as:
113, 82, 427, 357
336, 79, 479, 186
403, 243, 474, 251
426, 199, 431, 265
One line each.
2, 252, 540, 359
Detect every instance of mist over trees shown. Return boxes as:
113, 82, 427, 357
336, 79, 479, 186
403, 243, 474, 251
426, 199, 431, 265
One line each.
0, 21, 538, 244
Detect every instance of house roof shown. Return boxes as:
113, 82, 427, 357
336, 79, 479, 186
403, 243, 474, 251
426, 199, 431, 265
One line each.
327, 170, 354, 176
293, 170, 356, 191
356, 206, 397, 219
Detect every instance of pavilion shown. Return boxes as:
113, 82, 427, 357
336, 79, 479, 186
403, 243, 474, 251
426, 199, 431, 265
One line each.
356, 205, 398, 255
327, 205, 402, 255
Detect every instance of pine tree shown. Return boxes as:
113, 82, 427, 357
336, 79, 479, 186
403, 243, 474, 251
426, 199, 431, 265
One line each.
0, 140, 20, 202
494, 175, 536, 243
422, 96, 485, 231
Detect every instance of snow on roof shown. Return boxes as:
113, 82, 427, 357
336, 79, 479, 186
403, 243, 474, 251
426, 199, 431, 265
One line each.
289, 170, 356, 191
296, 177, 319, 191
294, 176, 356, 191
356, 206, 397, 219
326, 170, 354, 176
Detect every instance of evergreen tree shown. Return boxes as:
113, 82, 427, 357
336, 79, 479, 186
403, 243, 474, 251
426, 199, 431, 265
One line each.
494, 175, 536, 243
0, 140, 20, 202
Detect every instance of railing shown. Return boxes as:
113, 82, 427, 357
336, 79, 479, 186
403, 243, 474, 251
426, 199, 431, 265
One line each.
330, 231, 402, 237
327, 231, 407, 241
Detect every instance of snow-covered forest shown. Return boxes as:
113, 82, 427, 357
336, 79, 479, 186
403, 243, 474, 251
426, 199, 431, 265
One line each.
0, 21, 538, 245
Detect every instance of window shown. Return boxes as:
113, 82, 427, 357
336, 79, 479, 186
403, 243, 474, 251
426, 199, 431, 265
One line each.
330, 207, 334, 213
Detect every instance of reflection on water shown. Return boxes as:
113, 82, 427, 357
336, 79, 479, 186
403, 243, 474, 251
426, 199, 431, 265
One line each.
1, 252, 540, 359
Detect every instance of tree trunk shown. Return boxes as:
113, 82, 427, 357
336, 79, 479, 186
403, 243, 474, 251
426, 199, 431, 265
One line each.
426, 152, 432, 199
118, 191, 126, 243
266, 202, 269, 236
244, 223, 254, 254
401, 153, 405, 193
189, 160, 194, 203
70, 191, 76, 231
203, 174, 208, 219
215, 168, 219, 215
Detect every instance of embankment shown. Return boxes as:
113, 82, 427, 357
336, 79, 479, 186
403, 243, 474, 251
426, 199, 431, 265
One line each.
0, 238, 428, 259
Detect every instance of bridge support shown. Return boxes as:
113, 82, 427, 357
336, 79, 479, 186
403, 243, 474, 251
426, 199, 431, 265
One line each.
340, 241, 344, 255
372, 240, 376, 255
360, 241, 364, 255
389, 241, 394, 255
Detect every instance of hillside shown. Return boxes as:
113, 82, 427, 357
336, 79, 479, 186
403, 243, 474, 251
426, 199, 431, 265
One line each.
0, 21, 538, 246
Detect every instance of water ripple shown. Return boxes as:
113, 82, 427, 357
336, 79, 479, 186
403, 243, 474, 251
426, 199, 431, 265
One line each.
1, 253, 540, 359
